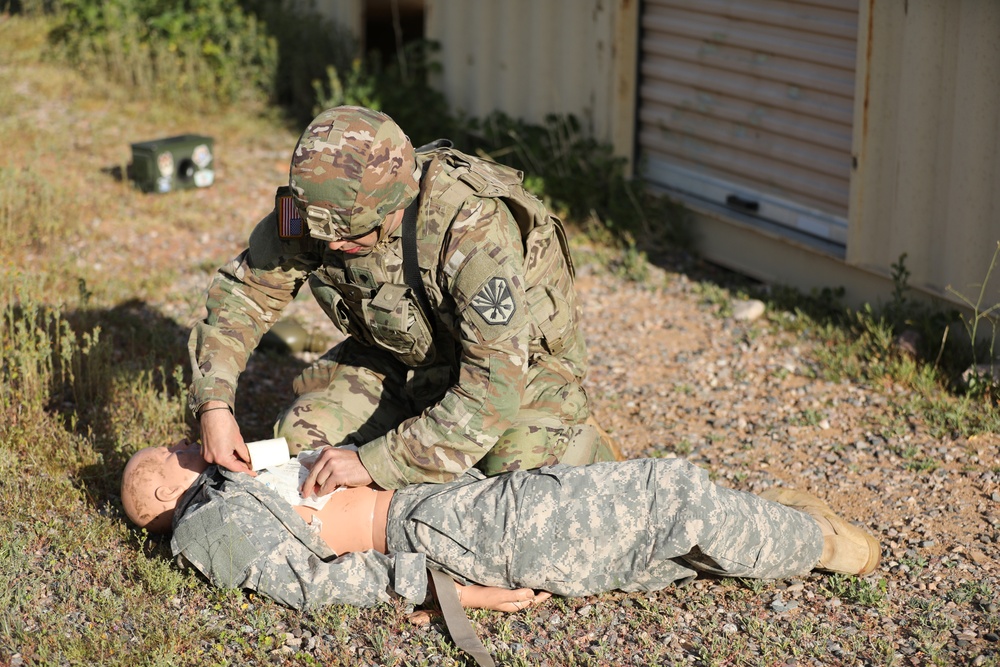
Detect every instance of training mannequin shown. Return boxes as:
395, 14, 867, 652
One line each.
122, 437, 881, 616
122, 440, 547, 611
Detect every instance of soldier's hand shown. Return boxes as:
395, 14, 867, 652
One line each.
198, 402, 255, 475
300, 447, 374, 496
454, 583, 551, 613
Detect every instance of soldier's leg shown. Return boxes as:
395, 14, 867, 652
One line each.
273, 340, 413, 454
476, 356, 620, 475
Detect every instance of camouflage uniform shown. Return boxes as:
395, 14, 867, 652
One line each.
170, 457, 823, 610
188, 106, 613, 489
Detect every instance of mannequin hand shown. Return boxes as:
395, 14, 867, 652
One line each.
198, 402, 255, 475
455, 583, 551, 613
300, 447, 374, 496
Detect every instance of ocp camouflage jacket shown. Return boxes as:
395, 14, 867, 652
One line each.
188, 149, 587, 488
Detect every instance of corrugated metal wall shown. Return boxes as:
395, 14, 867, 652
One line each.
638, 0, 859, 245
849, 0, 1000, 303
424, 0, 618, 143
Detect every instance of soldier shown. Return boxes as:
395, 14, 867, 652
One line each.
191, 105, 617, 491
121, 436, 882, 612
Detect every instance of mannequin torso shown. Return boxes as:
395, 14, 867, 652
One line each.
293, 485, 394, 555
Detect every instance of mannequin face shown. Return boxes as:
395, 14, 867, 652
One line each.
143, 438, 207, 483
121, 439, 209, 533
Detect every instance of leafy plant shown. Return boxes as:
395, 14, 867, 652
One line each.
820, 574, 888, 608
239, 0, 357, 121
313, 39, 458, 146
463, 111, 693, 253
947, 241, 1000, 399
48, 0, 278, 108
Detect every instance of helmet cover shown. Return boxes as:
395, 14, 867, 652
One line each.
288, 106, 418, 240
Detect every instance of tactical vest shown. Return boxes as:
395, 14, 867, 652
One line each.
309, 147, 584, 374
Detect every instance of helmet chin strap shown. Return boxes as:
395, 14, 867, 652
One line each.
363, 206, 406, 255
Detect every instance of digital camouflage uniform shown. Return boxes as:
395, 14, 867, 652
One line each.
170, 456, 824, 610
189, 106, 613, 489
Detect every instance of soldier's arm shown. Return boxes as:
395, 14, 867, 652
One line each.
359, 199, 531, 487
188, 212, 319, 413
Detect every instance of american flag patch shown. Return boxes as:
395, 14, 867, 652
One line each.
275, 187, 304, 238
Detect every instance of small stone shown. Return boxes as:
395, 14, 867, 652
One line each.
11, 655, 23, 667
984, 633, 1000, 642
770, 594, 798, 613
961, 364, 1000, 388
732, 299, 766, 321
968, 548, 990, 565
921, 540, 935, 548
893, 329, 921, 359
722, 623, 738, 635
577, 605, 592, 617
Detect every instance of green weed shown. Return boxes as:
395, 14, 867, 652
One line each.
947, 241, 1000, 399
49, 0, 277, 109
820, 574, 889, 608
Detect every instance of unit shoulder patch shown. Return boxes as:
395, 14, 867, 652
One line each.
470, 277, 516, 326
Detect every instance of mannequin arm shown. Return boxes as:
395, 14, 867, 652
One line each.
454, 582, 551, 612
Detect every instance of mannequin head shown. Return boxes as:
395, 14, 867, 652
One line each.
121, 439, 209, 533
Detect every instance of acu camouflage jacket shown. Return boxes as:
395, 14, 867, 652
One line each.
171, 466, 428, 609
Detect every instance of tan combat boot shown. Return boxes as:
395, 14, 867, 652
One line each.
760, 488, 881, 576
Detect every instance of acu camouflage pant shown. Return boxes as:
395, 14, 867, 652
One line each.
386, 458, 825, 596
274, 339, 616, 475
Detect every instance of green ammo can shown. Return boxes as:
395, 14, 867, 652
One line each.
130, 134, 215, 193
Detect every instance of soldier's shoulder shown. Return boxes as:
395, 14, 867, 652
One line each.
248, 211, 320, 269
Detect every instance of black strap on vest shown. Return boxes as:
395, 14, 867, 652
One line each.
429, 569, 496, 667
401, 198, 436, 335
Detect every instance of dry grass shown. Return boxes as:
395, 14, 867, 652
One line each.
3, 11, 999, 667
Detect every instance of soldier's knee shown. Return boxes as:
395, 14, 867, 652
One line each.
272, 397, 357, 454
273, 411, 311, 455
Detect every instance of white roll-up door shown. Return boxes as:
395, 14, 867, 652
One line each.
638, 0, 859, 245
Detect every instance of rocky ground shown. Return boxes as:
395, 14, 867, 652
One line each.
185, 237, 1000, 666
7, 29, 998, 657
131, 136, 999, 663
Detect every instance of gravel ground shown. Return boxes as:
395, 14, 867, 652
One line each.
122, 139, 1000, 663
10, 45, 997, 659
167, 239, 1000, 666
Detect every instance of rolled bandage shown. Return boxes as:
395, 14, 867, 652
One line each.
246, 437, 291, 471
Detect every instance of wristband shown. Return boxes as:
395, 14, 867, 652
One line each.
198, 405, 233, 417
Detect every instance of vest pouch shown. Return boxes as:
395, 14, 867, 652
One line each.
523, 218, 571, 287
526, 284, 572, 356
309, 276, 366, 342
363, 283, 436, 366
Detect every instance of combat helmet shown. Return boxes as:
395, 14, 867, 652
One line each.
288, 106, 419, 241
